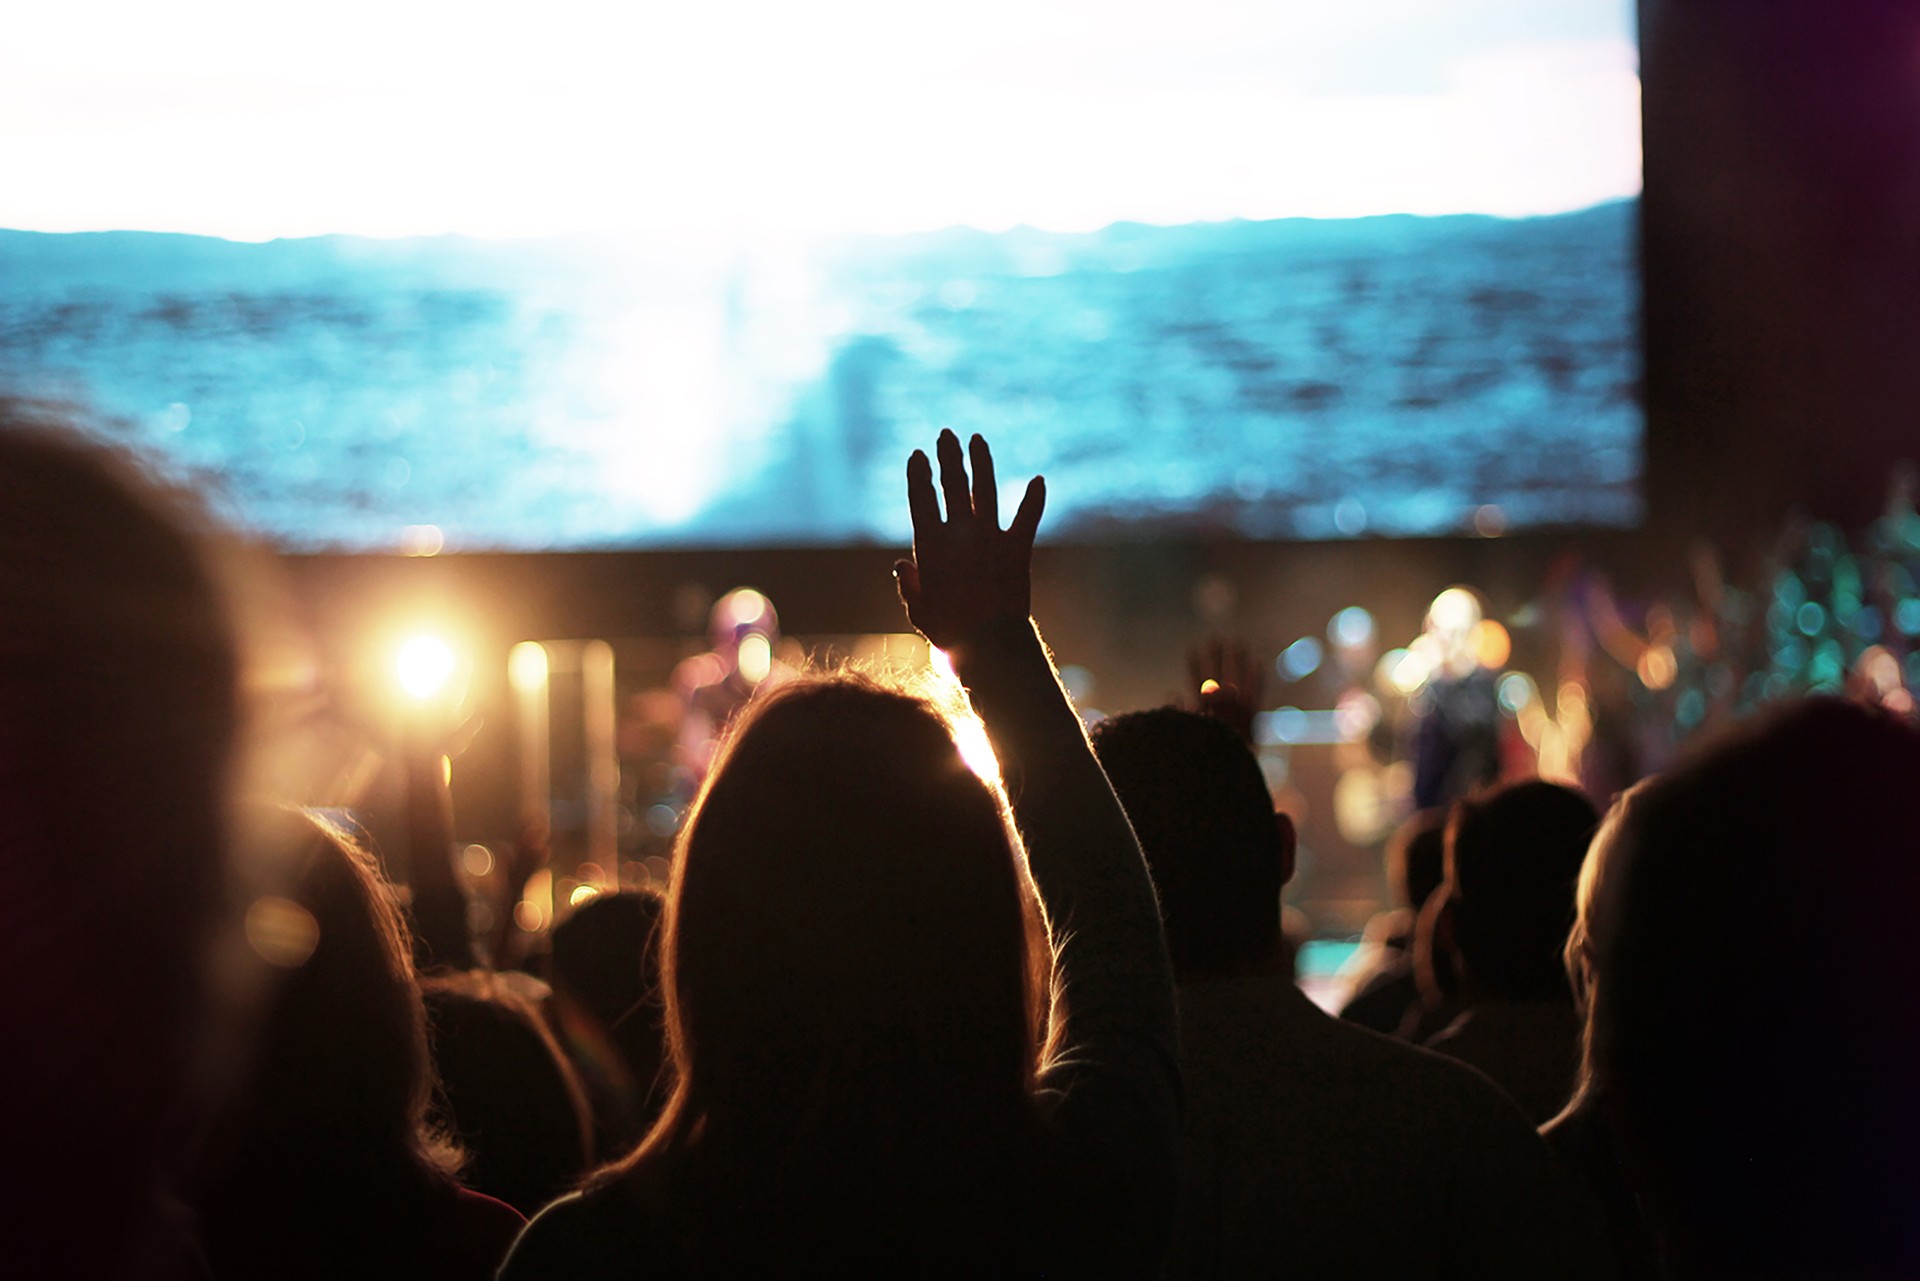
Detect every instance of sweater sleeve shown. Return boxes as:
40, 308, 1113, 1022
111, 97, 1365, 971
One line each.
949, 615, 1182, 1264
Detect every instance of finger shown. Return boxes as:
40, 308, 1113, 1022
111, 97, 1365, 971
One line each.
968, 434, 999, 529
1009, 475, 1046, 548
1186, 646, 1204, 697
906, 450, 941, 542
936, 428, 972, 523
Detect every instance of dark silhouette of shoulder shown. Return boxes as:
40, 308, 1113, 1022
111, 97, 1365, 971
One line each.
1175, 972, 1615, 1280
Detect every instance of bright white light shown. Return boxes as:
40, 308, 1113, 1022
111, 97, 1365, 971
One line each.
396, 634, 457, 701
929, 647, 957, 681
737, 632, 773, 685
1428, 588, 1483, 636
2, 1, 1641, 240
723, 589, 770, 629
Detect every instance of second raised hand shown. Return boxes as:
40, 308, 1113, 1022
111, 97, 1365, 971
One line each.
894, 430, 1046, 651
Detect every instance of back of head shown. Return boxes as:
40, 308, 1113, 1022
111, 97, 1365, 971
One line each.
1090, 708, 1283, 980
423, 971, 593, 1214
550, 888, 666, 1033
202, 810, 458, 1250
1446, 779, 1598, 1002
0, 403, 240, 1257
661, 674, 1038, 1149
1585, 698, 1920, 1275
550, 889, 672, 1140
1389, 810, 1449, 916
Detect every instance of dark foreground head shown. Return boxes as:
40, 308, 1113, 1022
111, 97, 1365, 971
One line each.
1582, 698, 1920, 1276
0, 402, 241, 1262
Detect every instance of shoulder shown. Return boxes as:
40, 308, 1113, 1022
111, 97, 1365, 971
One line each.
1308, 1012, 1617, 1275
1181, 976, 1539, 1132
1332, 1011, 1554, 1139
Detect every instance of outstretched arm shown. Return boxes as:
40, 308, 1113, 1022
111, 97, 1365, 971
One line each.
898, 430, 1179, 1269
401, 720, 478, 972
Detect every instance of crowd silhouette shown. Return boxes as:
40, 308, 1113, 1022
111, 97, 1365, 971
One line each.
5, 400, 1919, 1280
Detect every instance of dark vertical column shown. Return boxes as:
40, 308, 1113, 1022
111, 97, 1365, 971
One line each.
1641, 0, 1920, 557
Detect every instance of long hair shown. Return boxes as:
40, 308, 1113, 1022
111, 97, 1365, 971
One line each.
197, 810, 465, 1270
599, 673, 1047, 1263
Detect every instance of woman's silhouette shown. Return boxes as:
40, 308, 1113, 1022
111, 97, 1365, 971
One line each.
503, 431, 1178, 1278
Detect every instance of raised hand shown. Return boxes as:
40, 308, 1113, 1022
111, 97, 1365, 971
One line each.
1186, 638, 1265, 746
894, 429, 1045, 649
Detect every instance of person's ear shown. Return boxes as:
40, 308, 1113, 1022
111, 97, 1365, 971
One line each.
1272, 809, 1298, 889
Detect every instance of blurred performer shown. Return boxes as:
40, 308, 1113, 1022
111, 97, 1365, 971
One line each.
1409, 588, 1501, 810
673, 587, 792, 781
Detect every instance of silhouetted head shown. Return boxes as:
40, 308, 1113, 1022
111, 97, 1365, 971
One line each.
653, 674, 1040, 1151
1445, 779, 1598, 1002
0, 402, 241, 1260
1581, 698, 1920, 1276
550, 888, 666, 1033
550, 888, 672, 1135
1090, 708, 1292, 982
1387, 809, 1448, 915
423, 970, 593, 1214
210, 811, 459, 1190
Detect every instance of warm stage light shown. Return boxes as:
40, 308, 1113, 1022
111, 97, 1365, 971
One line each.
508, 640, 550, 693
1636, 645, 1677, 690
245, 895, 320, 968
1470, 619, 1512, 670
396, 634, 457, 701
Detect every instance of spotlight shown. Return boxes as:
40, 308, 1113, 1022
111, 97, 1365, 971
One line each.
396, 634, 457, 702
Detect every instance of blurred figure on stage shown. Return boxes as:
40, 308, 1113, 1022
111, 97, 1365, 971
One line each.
672, 587, 792, 782
1406, 588, 1502, 809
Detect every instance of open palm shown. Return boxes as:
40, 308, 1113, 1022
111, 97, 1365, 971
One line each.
894, 430, 1046, 650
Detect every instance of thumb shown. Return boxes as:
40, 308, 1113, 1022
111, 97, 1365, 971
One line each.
893, 559, 921, 606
